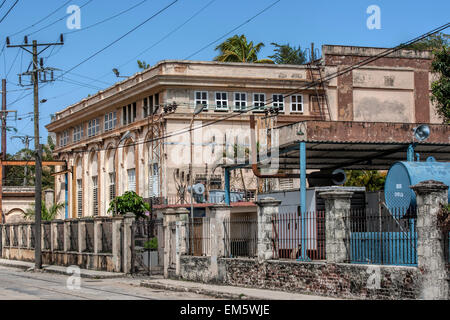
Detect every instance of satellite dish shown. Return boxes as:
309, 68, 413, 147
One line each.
331, 169, 347, 185
413, 125, 430, 142
194, 104, 205, 115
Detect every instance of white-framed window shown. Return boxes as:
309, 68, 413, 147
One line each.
272, 94, 284, 112
109, 173, 116, 202
60, 130, 69, 147
73, 124, 83, 142
122, 103, 137, 125
104, 112, 117, 132
127, 169, 136, 192
92, 176, 98, 216
290, 95, 304, 113
215, 92, 228, 111
253, 93, 266, 111
87, 118, 100, 137
77, 179, 83, 218
195, 91, 208, 110
234, 92, 247, 111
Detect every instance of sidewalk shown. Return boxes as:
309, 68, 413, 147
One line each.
141, 278, 338, 300
0, 259, 125, 279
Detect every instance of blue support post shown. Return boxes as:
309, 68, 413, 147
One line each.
64, 173, 68, 219
224, 168, 231, 205
407, 144, 414, 162
298, 142, 310, 261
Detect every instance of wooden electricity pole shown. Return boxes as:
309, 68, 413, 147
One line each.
6, 35, 64, 269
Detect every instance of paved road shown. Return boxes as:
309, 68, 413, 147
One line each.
0, 266, 216, 300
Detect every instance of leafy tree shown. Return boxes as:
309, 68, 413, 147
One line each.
269, 43, 307, 65
137, 60, 150, 70
23, 201, 66, 221
405, 33, 449, 51
344, 170, 387, 192
4, 136, 56, 189
108, 191, 151, 219
213, 34, 274, 64
431, 46, 450, 124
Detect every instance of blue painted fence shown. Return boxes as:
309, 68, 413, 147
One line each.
349, 232, 417, 266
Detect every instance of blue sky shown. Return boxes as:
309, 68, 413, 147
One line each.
0, 0, 449, 154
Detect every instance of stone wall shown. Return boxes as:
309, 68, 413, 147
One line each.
178, 256, 421, 300
221, 259, 421, 300
180, 256, 214, 282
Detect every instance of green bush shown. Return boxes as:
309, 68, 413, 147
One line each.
107, 191, 150, 219
144, 237, 158, 250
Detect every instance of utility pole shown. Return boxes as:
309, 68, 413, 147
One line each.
2, 79, 6, 182
7, 35, 64, 269
12, 135, 34, 186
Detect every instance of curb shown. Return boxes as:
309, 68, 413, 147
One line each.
0, 260, 126, 279
140, 281, 265, 300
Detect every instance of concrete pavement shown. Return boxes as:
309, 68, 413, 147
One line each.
141, 278, 338, 300
0, 265, 215, 300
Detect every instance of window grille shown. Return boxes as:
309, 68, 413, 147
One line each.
127, 169, 136, 192
77, 179, 83, 217
92, 176, 98, 216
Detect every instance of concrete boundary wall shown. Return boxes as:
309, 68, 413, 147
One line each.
179, 256, 421, 300
0, 213, 136, 273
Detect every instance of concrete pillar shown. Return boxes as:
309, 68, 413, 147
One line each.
175, 208, 189, 276
411, 180, 449, 300
50, 221, 59, 252
63, 220, 71, 252
122, 213, 135, 274
44, 189, 55, 211
255, 198, 281, 261
93, 217, 102, 254
319, 189, 354, 264
163, 208, 177, 278
111, 216, 123, 272
209, 204, 231, 280
1, 225, 5, 257
78, 219, 87, 253
26, 223, 32, 250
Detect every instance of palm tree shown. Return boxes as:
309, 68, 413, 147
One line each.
24, 201, 66, 221
269, 43, 307, 65
213, 34, 274, 64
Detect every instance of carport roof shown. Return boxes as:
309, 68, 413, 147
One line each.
224, 121, 450, 171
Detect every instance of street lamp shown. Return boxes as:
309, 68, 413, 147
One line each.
189, 104, 205, 222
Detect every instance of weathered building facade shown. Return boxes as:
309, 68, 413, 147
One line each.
46, 45, 439, 219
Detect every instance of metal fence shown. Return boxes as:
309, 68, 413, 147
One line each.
84, 221, 94, 253
187, 217, 211, 256
43, 223, 51, 250
346, 207, 417, 266
223, 217, 257, 258
100, 220, 113, 253
272, 211, 326, 261
56, 223, 64, 251
69, 221, 78, 252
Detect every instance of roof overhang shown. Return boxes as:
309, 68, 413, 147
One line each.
224, 121, 450, 171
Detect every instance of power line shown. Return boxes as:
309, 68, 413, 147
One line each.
63, 22, 450, 156
114, 0, 218, 71
26, 0, 94, 37
0, 0, 19, 24
184, 0, 281, 60
55, 0, 179, 80
64, 0, 150, 35
41, 0, 215, 102
8, 0, 71, 37
0, 0, 7, 10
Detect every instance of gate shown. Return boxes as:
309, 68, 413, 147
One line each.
131, 218, 164, 275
